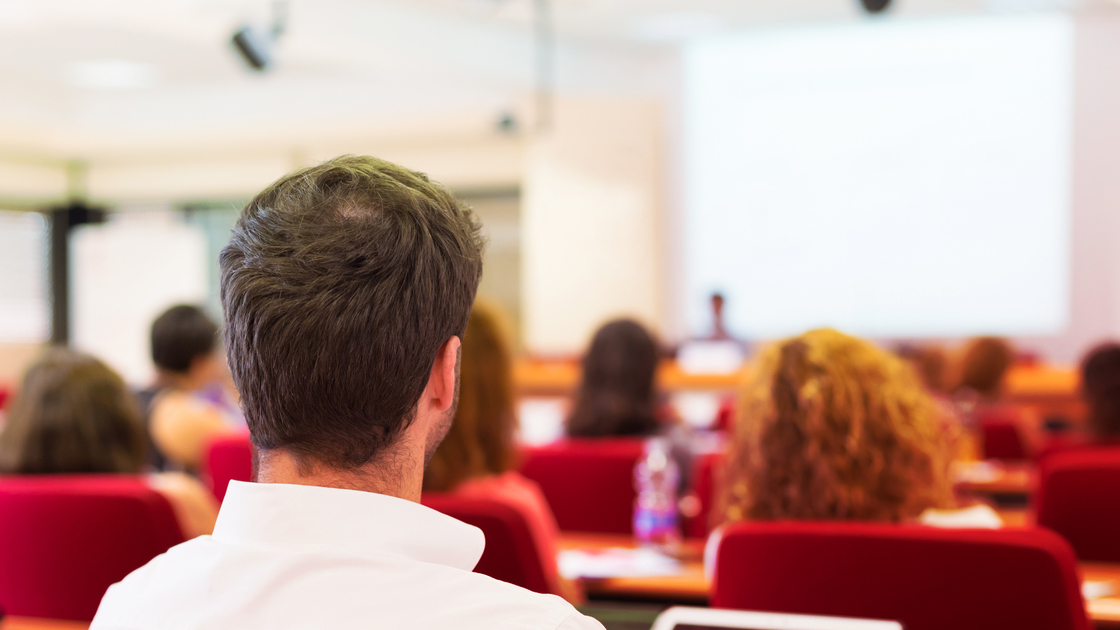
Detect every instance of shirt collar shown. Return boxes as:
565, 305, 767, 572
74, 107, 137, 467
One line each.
212, 481, 484, 571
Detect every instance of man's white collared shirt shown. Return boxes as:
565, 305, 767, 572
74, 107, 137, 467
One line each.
91, 481, 604, 630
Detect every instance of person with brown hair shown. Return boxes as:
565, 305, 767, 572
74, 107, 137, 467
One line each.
954, 336, 1033, 459
567, 319, 665, 438
897, 344, 950, 394
719, 329, 956, 524
424, 301, 575, 600
92, 156, 602, 630
1079, 342, 1120, 443
0, 348, 217, 538
145, 304, 243, 471
956, 336, 1014, 399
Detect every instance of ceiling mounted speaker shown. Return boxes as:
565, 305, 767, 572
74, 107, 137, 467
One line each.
860, 0, 892, 13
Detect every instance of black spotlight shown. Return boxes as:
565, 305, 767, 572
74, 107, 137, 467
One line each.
232, 27, 272, 71
860, 0, 892, 13
230, 1, 287, 72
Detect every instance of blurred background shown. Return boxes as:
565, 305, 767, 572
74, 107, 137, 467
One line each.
1, 0, 1119, 421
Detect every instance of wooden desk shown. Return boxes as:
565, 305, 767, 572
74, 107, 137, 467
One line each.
560, 533, 710, 603
0, 619, 88, 630
560, 533, 1120, 626
952, 461, 1035, 500
516, 359, 746, 397
1084, 563, 1120, 626
518, 359, 1078, 401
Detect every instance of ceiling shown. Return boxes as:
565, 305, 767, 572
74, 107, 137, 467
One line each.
0, 0, 1107, 161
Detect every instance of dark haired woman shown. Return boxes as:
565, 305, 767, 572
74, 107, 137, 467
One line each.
565, 319, 693, 495
1038, 342, 1120, 459
1081, 343, 1120, 444
567, 319, 667, 438
0, 348, 218, 538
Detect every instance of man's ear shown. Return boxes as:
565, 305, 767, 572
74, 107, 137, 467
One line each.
429, 336, 461, 412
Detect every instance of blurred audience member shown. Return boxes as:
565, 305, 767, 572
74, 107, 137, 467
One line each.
1080, 343, 1120, 445
953, 337, 1032, 459
424, 302, 575, 600
898, 343, 972, 458
718, 329, 957, 524
567, 319, 666, 438
898, 344, 950, 394
146, 305, 243, 471
0, 348, 217, 538
956, 337, 1014, 400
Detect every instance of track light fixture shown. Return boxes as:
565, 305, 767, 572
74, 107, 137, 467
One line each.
231, 1, 288, 72
860, 0, 892, 14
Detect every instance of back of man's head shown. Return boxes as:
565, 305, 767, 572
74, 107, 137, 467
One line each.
220, 156, 484, 470
151, 304, 219, 374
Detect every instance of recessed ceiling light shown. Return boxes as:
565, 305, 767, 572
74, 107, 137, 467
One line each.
65, 59, 158, 91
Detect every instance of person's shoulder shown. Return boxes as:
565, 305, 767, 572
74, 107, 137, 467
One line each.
438, 570, 603, 629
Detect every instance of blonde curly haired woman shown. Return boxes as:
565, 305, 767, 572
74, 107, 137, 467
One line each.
718, 329, 982, 525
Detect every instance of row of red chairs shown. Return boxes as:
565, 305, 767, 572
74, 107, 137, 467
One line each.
201, 434, 1120, 562
2, 437, 1113, 621
0, 475, 1095, 630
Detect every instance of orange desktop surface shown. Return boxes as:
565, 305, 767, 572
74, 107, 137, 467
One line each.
516, 359, 1078, 398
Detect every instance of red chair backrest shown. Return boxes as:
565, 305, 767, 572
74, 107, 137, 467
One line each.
0, 475, 185, 621
1036, 447, 1120, 562
684, 451, 724, 539
421, 493, 555, 595
713, 395, 736, 432
202, 433, 253, 502
519, 438, 645, 534
711, 521, 1089, 630
979, 411, 1029, 460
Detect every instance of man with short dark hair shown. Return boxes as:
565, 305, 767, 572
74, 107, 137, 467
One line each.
93, 156, 603, 629
142, 304, 242, 471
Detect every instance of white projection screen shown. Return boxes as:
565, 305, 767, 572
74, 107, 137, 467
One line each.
682, 14, 1073, 339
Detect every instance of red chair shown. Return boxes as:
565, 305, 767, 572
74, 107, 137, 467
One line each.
202, 433, 253, 502
977, 408, 1030, 460
422, 493, 555, 595
519, 438, 644, 534
1036, 447, 1120, 562
0, 475, 185, 621
713, 395, 736, 432
684, 451, 724, 540
711, 521, 1089, 630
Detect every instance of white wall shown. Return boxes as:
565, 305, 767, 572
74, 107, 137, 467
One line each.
522, 97, 664, 353
0, 159, 69, 205
71, 213, 208, 384
1015, 13, 1120, 363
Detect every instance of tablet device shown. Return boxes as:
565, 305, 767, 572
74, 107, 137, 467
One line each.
650, 607, 903, 630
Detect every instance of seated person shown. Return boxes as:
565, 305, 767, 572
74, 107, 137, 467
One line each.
92, 156, 602, 630
0, 348, 218, 539
424, 301, 577, 601
1040, 342, 1120, 458
898, 343, 950, 395
566, 319, 693, 486
954, 336, 1033, 458
567, 319, 670, 438
1082, 343, 1120, 445
716, 329, 993, 526
898, 343, 972, 459
147, 304, 244, 471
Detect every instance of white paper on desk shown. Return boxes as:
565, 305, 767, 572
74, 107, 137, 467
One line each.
1083, 581, 1117, 600
558, 547, 682, 580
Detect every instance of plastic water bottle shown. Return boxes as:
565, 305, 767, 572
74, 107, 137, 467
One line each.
633, 437, 681, 548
